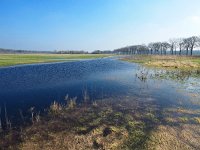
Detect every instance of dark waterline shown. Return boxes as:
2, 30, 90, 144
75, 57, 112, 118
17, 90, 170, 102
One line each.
0, 58, 198, 126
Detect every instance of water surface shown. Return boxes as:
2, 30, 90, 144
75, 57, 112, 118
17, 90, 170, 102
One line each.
0, 58, 199, 126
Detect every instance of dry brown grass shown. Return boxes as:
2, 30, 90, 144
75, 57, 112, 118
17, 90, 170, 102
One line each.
145, 107, 200, 150
17, 98, 157, 150
146, 124, 200, 150
123, 55, 200, 69
1, 97, 200, 150
20, 125, 128, 150
146, 61, 199, 68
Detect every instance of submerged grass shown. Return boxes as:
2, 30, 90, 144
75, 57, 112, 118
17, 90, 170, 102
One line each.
0, 97, 160, 150
1, 96, 200, 150
0, 54, 112, 67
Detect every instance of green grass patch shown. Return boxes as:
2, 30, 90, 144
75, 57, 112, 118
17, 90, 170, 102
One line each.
0, 54, 112, 67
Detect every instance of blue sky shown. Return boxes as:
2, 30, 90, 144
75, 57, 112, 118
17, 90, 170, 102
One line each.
0, 0, 200, 51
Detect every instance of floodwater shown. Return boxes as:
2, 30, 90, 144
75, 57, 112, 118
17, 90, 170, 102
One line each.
0, 58, 200, 126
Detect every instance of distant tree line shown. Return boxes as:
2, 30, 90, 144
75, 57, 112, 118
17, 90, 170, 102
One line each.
55, 50, 88, 54
0, 48, 89, 54
2, 36, 200, 55
0, 48, 54, 54
0, 48, 113, 54
114, 36, 200, 56
91, 50, 113, 54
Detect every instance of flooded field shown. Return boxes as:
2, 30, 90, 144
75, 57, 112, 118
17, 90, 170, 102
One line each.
0, 58, 200, 149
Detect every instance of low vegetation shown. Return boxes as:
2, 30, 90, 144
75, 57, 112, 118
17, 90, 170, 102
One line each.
146, 107, 200, 150
123, 55, 200, 70
1, 95, 200, 150
0, 54, 112, 67
0, 96, 159, 149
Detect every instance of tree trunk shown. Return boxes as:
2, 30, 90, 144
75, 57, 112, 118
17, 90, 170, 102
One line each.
190, 45, 194, 56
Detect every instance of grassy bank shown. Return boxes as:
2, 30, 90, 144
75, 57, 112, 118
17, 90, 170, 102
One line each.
1, 97, 158, 150
122, 55, 200, 69
0, 54, 112, 67
1, 96, 200, 150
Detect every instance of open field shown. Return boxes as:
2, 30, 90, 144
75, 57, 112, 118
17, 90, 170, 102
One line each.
0, 54, 112, 67
122, 55, 200, 69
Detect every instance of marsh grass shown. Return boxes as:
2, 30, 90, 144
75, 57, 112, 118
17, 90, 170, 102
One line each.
24, 98, 158, 150
146, 107, 200, 150
122, 55, 200, 70
134, 62, 200, 91
1, 96, 200, 149
0, 96, 160, 150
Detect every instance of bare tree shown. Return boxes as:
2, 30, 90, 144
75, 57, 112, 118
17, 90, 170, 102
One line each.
161, 42, 170, 55
169, 39, 177, 55
176, 38, 184, 55
197, 36, 200, 54
152, 42, 162, 54
135, 45, 149, 54
114, 35, 200, 56
183, 36, 199, 55
183, 38, 190, 55
148, 43, 154, 54
198, 36, 200, 51
187, 36, 199, 55
198, 36, 200, 47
